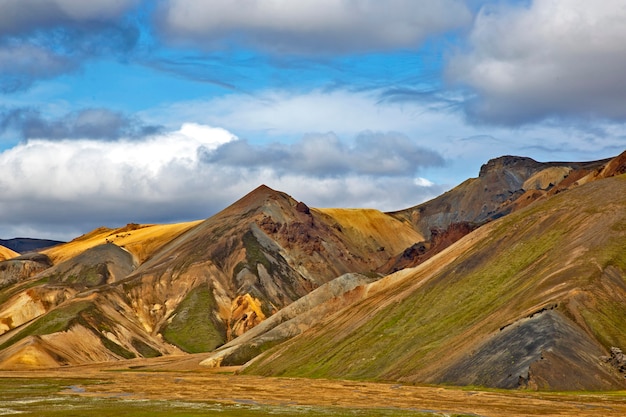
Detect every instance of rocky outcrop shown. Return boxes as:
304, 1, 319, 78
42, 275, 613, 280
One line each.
602, 347, 626, 376
390, 155, 612, 239
0, 253, 52, 289
378, 222, 477, 273
439, 310, 625, 390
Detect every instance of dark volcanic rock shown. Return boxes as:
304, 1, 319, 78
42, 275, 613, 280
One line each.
378, 222, 477, 274
295, 201, 311, 214
438, 310, 626, 390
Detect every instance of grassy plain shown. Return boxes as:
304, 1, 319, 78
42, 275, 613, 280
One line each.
0, 361, 625, 417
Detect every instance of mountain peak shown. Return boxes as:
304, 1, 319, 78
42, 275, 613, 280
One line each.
240, 184, 285, 202
218, 184, 296, 218
251, 183, 276, 194
478, 155, 540, 178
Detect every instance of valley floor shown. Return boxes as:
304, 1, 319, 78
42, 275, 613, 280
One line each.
1, 358, 625, 416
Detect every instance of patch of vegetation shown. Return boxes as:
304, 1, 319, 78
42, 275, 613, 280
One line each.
131, 338, 162, 358
162, 283, 226, 353
100, 335, 136, 359
0, 276, 49, 304
60, 264, 109, 287
580, 297, 626, 349
221, 340, 283, 366
0, 377, 463, 417
0, 300, 92, 350
241, 230, 273, 275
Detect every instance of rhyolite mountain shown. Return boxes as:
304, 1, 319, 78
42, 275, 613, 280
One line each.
0, 185, 420, 366
0, 151, 625, 391
240, 170, 626, 390
380, 153, 620, 272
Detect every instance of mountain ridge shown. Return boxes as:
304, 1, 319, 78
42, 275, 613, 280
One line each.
0, 151, 624, 391
242, 172, 626, 390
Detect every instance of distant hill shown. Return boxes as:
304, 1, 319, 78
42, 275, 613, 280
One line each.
0, 238, 64, 253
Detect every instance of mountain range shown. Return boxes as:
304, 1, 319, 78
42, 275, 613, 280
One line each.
0, 150, 624, 390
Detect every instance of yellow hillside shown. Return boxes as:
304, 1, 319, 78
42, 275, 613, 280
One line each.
522, 166, 572, 190
0, 245, 19, 261
316, 208, 423, 254
43, 220, 202, 264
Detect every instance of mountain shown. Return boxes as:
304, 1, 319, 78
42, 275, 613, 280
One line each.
379, 155, 613, 273
0, 151, 624, 392
239, 168, 626, 390
0, 185, 420, 367
0, 238, 64, 253
390, 155, 610, 237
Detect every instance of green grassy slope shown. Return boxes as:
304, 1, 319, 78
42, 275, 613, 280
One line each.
244, 175, 626, 390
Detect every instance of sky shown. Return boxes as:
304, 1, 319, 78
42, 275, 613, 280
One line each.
0, 0, 625, 241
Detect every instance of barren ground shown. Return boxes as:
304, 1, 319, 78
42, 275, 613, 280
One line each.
1, 356, 625, 417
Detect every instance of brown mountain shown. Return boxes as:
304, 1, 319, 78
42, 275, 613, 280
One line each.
237, 158, 626, 390
380, 154, 614, 273
0, 151, 624, 392
0, 184, 420, 367
391, 155, 610, 237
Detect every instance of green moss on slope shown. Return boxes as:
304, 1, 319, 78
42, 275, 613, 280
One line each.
244, 176, 626, 383
161, 283, 225, 353
0, 301, 92, 350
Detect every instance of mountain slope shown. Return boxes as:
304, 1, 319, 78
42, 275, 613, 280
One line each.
121, 185, 422, 349
42, 221, 202, 265
0, 246, 18, 261
243, 174, 626, 390
0, 185, 422, 366
380, 154, 618, 273
390, 155, 611, 238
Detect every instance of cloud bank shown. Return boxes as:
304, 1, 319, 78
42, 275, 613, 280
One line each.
157, 0, 472, 53
0, 123, 444, 240
448, 0, 626, 124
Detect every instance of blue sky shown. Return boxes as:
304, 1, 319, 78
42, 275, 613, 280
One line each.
0, 0, 625, 240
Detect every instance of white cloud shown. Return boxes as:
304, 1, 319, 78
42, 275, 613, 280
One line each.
0, 112, 622, 241
0, 123, 235, 202
414, 177, 434, 187
447, 0, 626, 123
157, 0, 471, 53
0, 122, 444, 240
